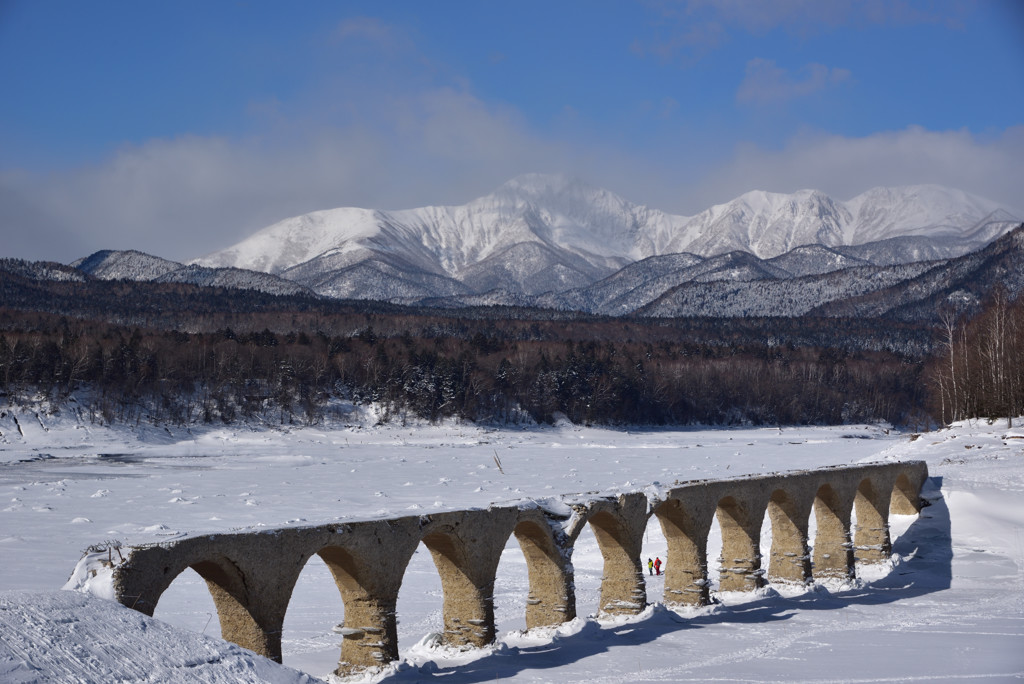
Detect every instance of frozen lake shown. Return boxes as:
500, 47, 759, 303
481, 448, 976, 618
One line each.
2, 411, 1023, 681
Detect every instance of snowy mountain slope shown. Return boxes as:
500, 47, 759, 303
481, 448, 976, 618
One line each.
813, 223, 1024, 320
843, 185, 1010, 243
153, 264, 314, 296
637, 261, 939, 318
532, 252, 706, 313
73, 249, 182, 281
639, 223, 1024, 320
71, 249, 315, 297
193, 175, 1019, 303
669, 189, 849, 258
766, 244, 870, 276
572, 251, 793, 316
0, 258, 88, 283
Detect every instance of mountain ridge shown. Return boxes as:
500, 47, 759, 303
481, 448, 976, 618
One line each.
191, 175, 1019, 302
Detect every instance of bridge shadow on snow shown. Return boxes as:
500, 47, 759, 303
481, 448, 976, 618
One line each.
375, 477, 951, 683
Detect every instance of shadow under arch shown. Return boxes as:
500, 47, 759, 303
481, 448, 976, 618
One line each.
372, 478, 952, 684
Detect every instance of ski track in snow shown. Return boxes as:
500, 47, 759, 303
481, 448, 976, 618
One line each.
0, 410, 1023, 681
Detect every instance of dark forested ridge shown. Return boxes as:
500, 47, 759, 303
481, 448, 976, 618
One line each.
1, 254, 1019, 429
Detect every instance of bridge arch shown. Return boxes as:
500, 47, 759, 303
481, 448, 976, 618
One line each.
137, 551, 279, 661
99, 461, 929, 675
415, 508, 518, 649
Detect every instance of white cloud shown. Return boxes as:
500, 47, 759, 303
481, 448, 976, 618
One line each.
736, 59, 851, 105
0, 88, 577, 263
684, 125, 1024, 212
3, 122, 1021, 265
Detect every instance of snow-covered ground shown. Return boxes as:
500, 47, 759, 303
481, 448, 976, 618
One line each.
1, 407, 1022, 682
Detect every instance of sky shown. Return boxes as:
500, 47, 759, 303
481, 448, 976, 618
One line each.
1, 0, 1023, 263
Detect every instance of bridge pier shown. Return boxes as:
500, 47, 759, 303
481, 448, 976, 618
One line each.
421, 509, 518, 648
716, 494, 768, 592
311, 520, 421, 675
811, 484, 855, 579
585, 494, 649, 616
655, 495, 714, 606
513, 511, 576, 627
765, 489, 813, 584
854, 479, 892, 564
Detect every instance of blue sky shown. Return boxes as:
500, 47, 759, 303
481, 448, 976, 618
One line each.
1, 0, 1022, 261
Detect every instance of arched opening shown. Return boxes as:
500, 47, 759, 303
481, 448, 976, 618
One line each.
418, 528, 503, 648
147, 555, 272, 660
511, 519, 574, 628
152, 566, 222, 639
854, 478, 892, 564
706, 513, 723, 593
639, 512, 668, 596
811, 483, 854, 580
492, 528, 530, 635
765, 489, 810, 585
569, 521, 604, 618
714, 496, 765, 593
395, 541, 444, 652
280, 553, 345, 675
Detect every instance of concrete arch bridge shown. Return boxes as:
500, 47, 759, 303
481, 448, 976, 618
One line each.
93, 461, 927, 675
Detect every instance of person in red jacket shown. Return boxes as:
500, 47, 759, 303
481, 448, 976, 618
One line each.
654, 557, 662, 575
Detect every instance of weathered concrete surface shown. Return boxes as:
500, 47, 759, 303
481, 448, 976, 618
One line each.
575, 493, 649, 616
99, 460, 927, 673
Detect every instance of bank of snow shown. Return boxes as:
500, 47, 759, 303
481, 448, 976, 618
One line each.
0, 591, 316, 683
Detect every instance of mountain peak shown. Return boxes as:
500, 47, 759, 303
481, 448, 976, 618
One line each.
192, 175, 1020, 302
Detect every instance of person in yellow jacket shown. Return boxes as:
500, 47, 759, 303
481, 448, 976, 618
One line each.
647, 558, 654, 575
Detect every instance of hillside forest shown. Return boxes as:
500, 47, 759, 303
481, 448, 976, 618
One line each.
0, 279, 1020, 429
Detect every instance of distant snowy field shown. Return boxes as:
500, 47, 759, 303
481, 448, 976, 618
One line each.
1, 407, 1022, 682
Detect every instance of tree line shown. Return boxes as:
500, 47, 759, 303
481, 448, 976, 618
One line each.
0, 310, 927, 428
926, 286, 1023, 426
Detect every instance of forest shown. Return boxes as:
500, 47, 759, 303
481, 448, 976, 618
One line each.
0, 267, 1019, 429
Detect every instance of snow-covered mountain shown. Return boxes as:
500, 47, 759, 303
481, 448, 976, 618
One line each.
73, 250, 315, 297
193, 175, 1019, 303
